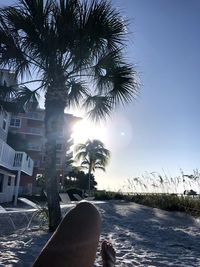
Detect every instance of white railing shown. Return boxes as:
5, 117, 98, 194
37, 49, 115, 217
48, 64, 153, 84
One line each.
0, 138, 33, 176
13, 152, 34, 176
0, 138, 15, 169
27, 143, 41, 151
26, 112, 44, 121
26, 127, 43, 135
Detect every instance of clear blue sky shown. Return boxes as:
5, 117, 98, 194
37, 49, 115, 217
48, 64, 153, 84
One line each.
1, 0, 200, 190
100, 0, 200, 190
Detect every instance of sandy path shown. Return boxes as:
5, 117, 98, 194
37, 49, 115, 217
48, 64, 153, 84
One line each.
0, 201, 200, 266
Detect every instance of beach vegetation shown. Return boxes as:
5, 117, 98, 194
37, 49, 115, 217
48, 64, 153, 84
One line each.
94, 190, 124, 200
94, 190, 200, 217
64, 170, 97, 191
128, 194, 200, 217
94, 169, 200, 218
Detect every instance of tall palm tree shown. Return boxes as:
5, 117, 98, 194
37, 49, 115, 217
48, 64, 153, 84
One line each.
75, 139, 110, 192
0, 0, 139, 231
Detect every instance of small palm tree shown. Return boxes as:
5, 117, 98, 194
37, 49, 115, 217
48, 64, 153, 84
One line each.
75, 139, 110, 193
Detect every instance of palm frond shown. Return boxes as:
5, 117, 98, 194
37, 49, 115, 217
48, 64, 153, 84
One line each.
83, 94, 112, 121
93, 48, 122, 91
0, 82, 17, 100
80, 160, 90, 169
0, 27, 30, 76
93, 165, 105, 172
54, 0, 79, 54
80, 0, 126, 53
108, 63, 139, 106
66, 79, 88, 107
0, 78, 21, 112
74, 150, 87, 162
74, 143, 86, 153
16, 86, 39, 111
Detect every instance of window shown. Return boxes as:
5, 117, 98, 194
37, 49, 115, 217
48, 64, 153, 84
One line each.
0, 174, 4, 192
34, 160, 40, 167
8, 176, 12, 186
56, 143, 62, 150
10, 118, 21, 128
56, 157, 61, 165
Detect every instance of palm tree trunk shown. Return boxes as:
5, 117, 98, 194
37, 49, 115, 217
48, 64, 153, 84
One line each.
44, 91, 65, 231
88, 163, 92, 195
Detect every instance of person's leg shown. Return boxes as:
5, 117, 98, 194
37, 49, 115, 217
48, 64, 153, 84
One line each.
32, 201, 101, 267
101, 240, 116, 267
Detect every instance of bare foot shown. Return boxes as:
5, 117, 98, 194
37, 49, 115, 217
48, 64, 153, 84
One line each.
32, 202, 101, 267
101, 240, 116, 267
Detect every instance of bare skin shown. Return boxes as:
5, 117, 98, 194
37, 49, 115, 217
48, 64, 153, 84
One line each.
101, 240, 116, 267
32, 201, 101, 267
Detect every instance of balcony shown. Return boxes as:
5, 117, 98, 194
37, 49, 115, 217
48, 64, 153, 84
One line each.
27, 143, 42, 151
26, 127, 43, 136
26, 112, 44, 121
0, 138, 34, 176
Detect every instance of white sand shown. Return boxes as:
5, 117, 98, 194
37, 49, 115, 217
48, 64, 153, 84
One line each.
0, 201, 200, 267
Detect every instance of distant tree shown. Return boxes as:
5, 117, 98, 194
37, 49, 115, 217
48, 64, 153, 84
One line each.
65, 169, 97, 191
75, 139, 110, 192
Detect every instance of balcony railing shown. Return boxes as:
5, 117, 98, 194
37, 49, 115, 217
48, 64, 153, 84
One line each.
26, 127, 43, 135
26, 112, 44, 121
0, 138, 15, 170
13, 152, 34, 175
0, 138, 34, 176
27, 143, 42, 151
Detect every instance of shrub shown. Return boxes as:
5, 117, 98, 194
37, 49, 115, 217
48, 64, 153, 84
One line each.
94, 190, 124, 200
129, 194, 200, 217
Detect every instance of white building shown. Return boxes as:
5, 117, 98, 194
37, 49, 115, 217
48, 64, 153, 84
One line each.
0, 70, 34, 204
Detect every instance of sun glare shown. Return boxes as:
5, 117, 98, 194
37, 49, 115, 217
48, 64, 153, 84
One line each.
72, 119, 107, 144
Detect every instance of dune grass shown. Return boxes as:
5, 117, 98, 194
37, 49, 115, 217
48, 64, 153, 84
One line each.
94, 191, 200, 218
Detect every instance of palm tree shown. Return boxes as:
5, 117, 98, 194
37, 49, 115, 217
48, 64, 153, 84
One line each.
75, 139, 110, 193
0, 0, 138, 231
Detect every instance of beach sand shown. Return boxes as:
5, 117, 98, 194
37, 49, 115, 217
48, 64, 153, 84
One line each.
0, 201, 200, 266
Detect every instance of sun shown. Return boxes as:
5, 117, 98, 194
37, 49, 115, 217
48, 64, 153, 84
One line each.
72, 119, 107, 144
